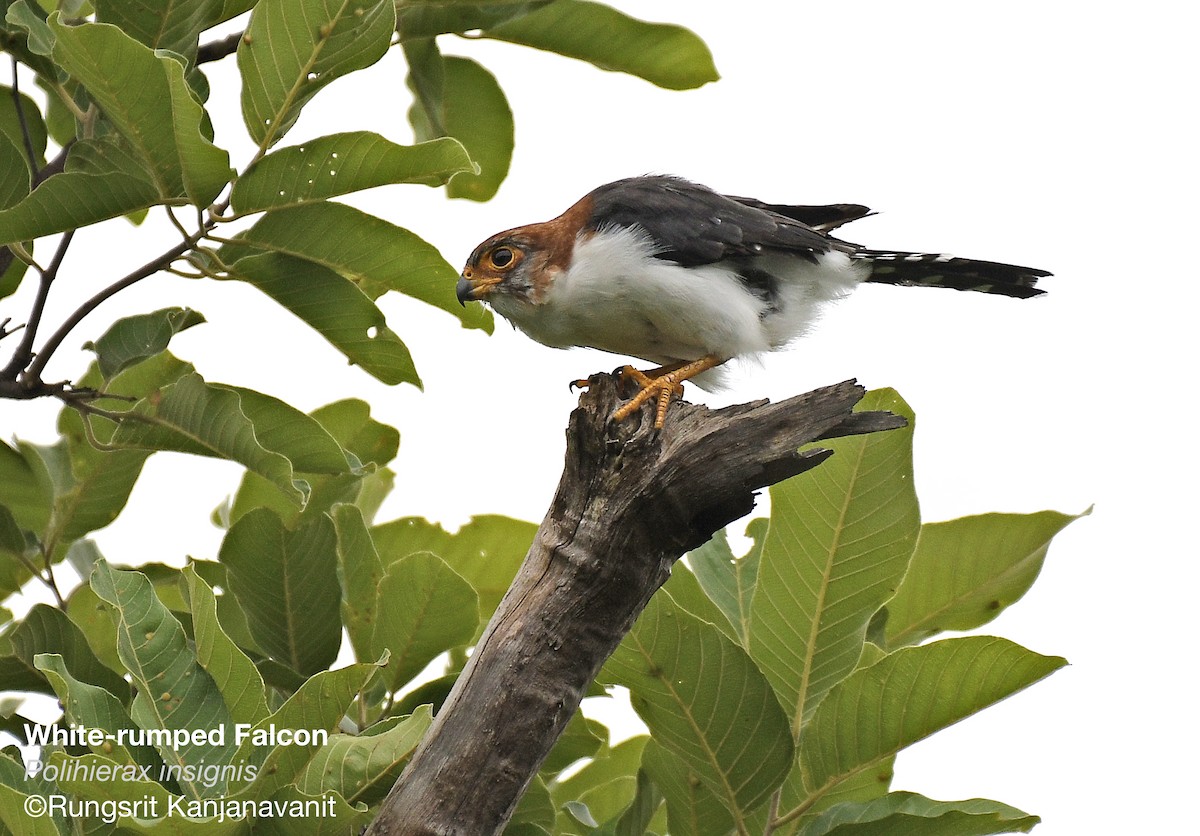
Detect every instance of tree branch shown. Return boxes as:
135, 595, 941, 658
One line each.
197, 32, 243, 65
366, 376, 905, 835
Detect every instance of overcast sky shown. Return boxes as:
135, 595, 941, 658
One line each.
2, 2, 1196, 833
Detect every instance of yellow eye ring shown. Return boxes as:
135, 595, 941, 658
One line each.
489, 246, 516, 269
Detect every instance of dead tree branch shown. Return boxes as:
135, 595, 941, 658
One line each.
367, 375, 905, 835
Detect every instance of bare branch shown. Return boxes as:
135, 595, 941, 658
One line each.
367, 376, 904, 835
197, 31, 243, 65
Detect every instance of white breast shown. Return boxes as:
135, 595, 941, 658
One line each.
491, 226, 869, 367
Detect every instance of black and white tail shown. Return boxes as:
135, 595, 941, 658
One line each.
856, 249, 1050, 298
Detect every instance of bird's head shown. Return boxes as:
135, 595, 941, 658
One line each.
456, 231, 538, 307
457, 196, 594, 309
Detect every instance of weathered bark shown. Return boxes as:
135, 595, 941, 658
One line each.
367, 375, 904, 835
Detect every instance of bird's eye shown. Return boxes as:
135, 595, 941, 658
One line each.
489, 246, 515, 269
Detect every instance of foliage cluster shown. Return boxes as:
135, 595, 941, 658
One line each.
0, 1, 1073, 834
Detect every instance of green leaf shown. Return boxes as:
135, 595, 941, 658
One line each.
223, 396, 394, 528
640, 739, 734, 836
550, 736, 649, 831
86, 307, 206, 379
95, 0, 223, 65
659, 558, 738, 642
0, 124, 31, 211
226, 658, 383, 798
224, 201, 492, 331
602, 593, 794, 824
182, 565, 270, 727
799, 791, 1039, 836
89, 560, 238, 798
230, 132, 474, 214
0, 755, 67, 836
486, 0, 719, 90
0, 441, 52, 533
48, 751, 248, 835
409, 55, 512, 201
599, 767, 664, 836
225, 251, 421, 387
884, 510, 1084, 649
49, 15, 230, 204
689, 519, 766, 647
796, 637, 1065, 811
333, 504, 386, 660
0, 166, 159, 246
237, 0, 395, 148
541, 710, 605, 776
0, 85, 48, 164
298, 706, 432, 805
225, 384, 357, 474
34, 653, 163, 771
219, 508, 342, 675
9, 604, 128, 697
748, 389, 920, 731
5, 1, 55, 56
510, 775, 556, 831
371, 514, 536, 629
371, 551, 479, 690
110, 371, 308, 505
45, 415, 149, 551
396, 0, 554, 39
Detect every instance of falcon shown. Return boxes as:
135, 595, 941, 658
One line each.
457, 175, 1049, 428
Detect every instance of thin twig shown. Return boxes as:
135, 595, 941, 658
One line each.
763, 788, 783, 836
25, 232, 201, 382
1, 229, 75, 379
197, 31, 243, 65
9, 58, 39, 170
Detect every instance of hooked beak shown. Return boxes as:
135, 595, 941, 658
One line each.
456, 269, 501, 306
455, 276, 475, 307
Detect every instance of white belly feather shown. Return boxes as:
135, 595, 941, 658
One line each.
490, 226, 868, 367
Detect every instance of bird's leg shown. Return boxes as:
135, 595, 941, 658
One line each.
612, 355, 724, 429
569, 361, 688, 393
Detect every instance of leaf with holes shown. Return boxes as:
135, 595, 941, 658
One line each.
89, 560, 238, 798
238, 0, 395, 148
226, 252, 420, 387
219, 508, 342, 676
748, 389, 919, 732
230, 132, 474, 213
34, 654, 162, 771
601, 592, 793, 824
486, 0, 719, 90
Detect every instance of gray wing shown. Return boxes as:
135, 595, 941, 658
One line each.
583, 176, 852, 267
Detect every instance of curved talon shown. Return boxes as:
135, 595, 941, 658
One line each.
610, 355, 724, 429
569, 378, 590, 392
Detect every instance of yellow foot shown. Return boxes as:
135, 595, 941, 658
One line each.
611, 355, 724, 429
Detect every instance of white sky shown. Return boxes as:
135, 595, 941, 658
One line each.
2, 1, 1198, 832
